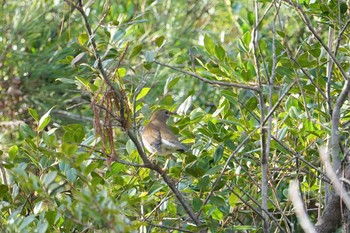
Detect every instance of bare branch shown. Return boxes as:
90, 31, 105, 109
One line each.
289, 180, 317, 233
252, 0, 269, 231
320, 146, 350, 209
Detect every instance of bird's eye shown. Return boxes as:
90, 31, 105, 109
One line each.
165, 110, 169, 114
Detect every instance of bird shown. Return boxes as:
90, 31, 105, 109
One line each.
141, 109, 188, 157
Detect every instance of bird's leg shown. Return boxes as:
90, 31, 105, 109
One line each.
162, 158, 169, 171
148, 151, 158, 164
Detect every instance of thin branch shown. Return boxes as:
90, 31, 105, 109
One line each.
271, 135, 331, 183
326, 27, 334, 115
126, 129, 202, 227
289, 180, 317, 233
147, 223, 195, 233
231, 185, 286, 232
67, 0, 203, 227
285, 0, 349, 81
263, 80, 297, 125
196, 127, 260, 218
154, 60, 260, 92
252, 0, 269, 231
331, 80, 350, 172
320, 146, 350, 209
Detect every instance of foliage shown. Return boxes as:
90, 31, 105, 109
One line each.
1, 0, 350, 232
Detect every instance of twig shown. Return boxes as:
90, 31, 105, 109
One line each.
271, 135, 331, 183
230, 185, 286, 232
197, 127, 259, 218
154, 60, 260, 92
147, 222, 195, 233
285, 0, 348, 81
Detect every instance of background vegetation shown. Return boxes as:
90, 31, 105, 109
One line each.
1, 0, 350, 232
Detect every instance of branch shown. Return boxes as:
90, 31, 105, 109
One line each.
252, 1, 269, 232
67, 1, 203, 228
154, 60, 260, 92
285, 0, 349, 81
289, 180, 317, 233
126, 130, 202, 227
196, 127, 260, 218
319, 146, 350, 209
147, 223, 195, 233
331, 80, 350, 171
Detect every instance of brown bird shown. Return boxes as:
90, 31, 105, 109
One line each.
141, 109, 188, 156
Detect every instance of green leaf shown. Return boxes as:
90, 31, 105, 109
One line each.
136, 87, 151, 101
106, 162, 126, 179
71, 52, 86, 66
214, 146, 224, 164
204, 34, 215, 55
309, 48, 321, 58
38, 107, 55, 132
130, 44, 143, 59
43, 171, 57, 186
19, 215, 36, 231
112, 29, 126, 42
117, 68, 127, 78
155, 36, 165, 47
212, 208, 224, 221
61, 143, 78, 156
34, 201, 43, 214
126, 139, 136, 154
45, 211, 57, 226
66, 168, 77, 183
145, 51, 154, 62
37, 220, 49, 233
28, 108, 39, 121
91, 171, 105, 186
198, 175, 210, 190
229, 192, 240, 207
233, 226, 256, 230
63, 124, 85, 143
177, 96, 193, 114
242, 31, 251, 49
185, 159, 208, 178
209, 196, 226, 206
8, 145, 19, 160
78, 33, 89, 46
215, 44, 226, 61
193, 197, 203, 211
55, 78, 76, 84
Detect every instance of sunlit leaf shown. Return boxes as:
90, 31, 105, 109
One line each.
78, 33, 89, 46
155, 36, 165, 47
136, 87, 151, 101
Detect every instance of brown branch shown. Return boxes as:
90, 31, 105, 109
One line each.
154, 60, 260, 92
67, 0, 203, 228
126, 130, 202, 227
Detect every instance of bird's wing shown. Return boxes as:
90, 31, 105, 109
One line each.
160, 125, 188, 151
142, 123, 162, 152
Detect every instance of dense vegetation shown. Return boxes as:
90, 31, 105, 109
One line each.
1, 0, 350, 232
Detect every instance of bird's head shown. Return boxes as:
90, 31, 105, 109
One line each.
151, 109, 174, 122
